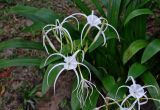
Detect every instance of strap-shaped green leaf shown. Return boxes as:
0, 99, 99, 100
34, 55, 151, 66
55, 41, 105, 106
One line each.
83, 88, 99, 110
42, 64, 63, 95
128, 63, 147, 79
71, 80, 99, 110
0, 39, 45, 52
88, 35, 104, 52
0, 57, 42, 69
71, 0, 91, 15
141, 39, 160, 63
9, 5, 59, 24
71, 80, 80, 110
91, 0, 106, 17
124, 9, 153, 25
84, 60, 125, 98
123, 40, 148, 64
141, 72, 160, 108
101, 0, 121, 27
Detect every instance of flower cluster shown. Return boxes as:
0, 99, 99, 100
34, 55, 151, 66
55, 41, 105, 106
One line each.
42, 10, 160, 110
94, 76, 160, 110
42, 10, 119, 107
42, 10, 120, 54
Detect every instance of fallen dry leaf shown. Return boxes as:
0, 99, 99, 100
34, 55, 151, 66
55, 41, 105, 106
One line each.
0, 85, 5, 96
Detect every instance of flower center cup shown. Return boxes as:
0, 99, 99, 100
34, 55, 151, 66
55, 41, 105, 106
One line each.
64, 56, 78, 70
87, 15, 101, 27
129, 84, 145, 99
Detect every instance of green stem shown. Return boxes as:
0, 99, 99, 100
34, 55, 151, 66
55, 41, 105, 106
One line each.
80, 26, 91, 47
89, 20, 105, 48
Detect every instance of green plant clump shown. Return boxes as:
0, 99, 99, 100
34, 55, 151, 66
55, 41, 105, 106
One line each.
0, 0, 160, 110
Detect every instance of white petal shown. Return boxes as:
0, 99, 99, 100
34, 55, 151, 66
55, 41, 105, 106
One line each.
106, 23, 120, 42
78, 63, 91, 81
44, 53, 66, 66
53, 68, 65, 94
81, 23, 89, 46
116, 85, 130, 98
120, 94, 131, 106
72, 69, 80, 93
142, 85, 158, 94
62, 27, 73, 52
47, 63, 65, 86
139, 95, 148, 105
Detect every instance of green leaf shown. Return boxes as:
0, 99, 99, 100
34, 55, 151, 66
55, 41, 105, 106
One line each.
128, 63, 147, 79
71, 80, 80, 110
141, 72, 160, 108
84, 60, 124, 98
123, 40, 148, 64
0, 57, 42, 69
84, 60, 104, 80
88, 36, 104, 52
102, 75, 119, 98
42, 64, 63, 95
23, 22, 45, 34
91, 0, 106, 17
83, 88, 99, 110
101, 0, 121, 27
71, 0, 91, 15
9, 5, 59, 24
40, 56, 62, 69
141, 39, 160, 63
124, 9, 153, 25
0, 39, 45, 52
71, 69, 99, 110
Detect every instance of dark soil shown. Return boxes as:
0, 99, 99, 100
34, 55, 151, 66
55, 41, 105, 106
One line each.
0, 0, 79, 110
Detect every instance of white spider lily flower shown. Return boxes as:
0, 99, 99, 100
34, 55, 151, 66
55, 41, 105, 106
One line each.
81, 10, 120, 46
44, 50, 92, 95
116, 76, 160, 110
93, 97, 137, 110
75, 69, 105, 108
42, 13, 82, 54
42, 13, 86, 54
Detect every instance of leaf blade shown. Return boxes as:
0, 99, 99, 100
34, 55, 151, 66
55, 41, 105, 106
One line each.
0, 57, 42, 69
141, 39, 160, 63
0, 39, 45, 52
123, 40, 148, 64
128, 63, 147, 79
124, 9, 153, 25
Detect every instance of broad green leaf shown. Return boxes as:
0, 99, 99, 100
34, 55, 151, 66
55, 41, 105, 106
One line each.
84, 60, 125, 98
84, 60, 104, 80
141, 39, 160, 63
141, 72, 160, 108
102, 75, 119, 98
42, 64, 63, 95
40, 56, 62, 69
88, 36, 104, 52
124, 9, 153, 25
83, 88, 99, 110
123, 40, 148, 64
9, 5, 59, 24
0, 39, 45, 51
23, 22, 44, 34
128, 63, 147, 79
71, 80, 80, 110
71, 81, 99, 110
0, 57, 42, 69
71, 0, 91, 15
